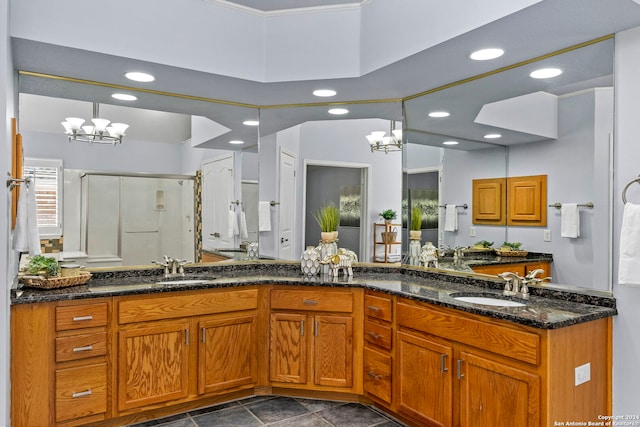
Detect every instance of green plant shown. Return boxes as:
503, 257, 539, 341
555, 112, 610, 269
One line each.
26, 255, 59, 277
410, 207, 422, 231
380, 209, 397, 221
475, 240, 494, 248
502, 241, 523, 250
313, 203, 339, 232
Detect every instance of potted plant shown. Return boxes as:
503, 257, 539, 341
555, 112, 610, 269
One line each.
473, 240, 494, 249
500, 241, 522, 252
380, 209, 397, 225
410, 206, 422, 240
314, 203, 339, 242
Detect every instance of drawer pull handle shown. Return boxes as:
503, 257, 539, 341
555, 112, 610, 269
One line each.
72, 345, 93, 352
72, 315, 93, 322
301, 320, 305, 336
440, 354, 448, 373
367, 331, 381, 340
72, 389, 93, 398
303, 299, 318, 305
367, 371, 382, 380
457, 359, 464, 380
367, 305, 382, 311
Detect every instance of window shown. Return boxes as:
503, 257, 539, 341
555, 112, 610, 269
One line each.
23, 158, 63, 237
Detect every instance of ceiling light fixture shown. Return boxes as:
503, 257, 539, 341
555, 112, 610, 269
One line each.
366, 123, 402, 154
313, 89, 337, 97
442, 140, 459, 146
124, 71, 155, 82
484, 133, 502, 139
111, 93, 137, 101
470, 48, 504, 60
229, 140, 244, 145
243, 120, 259, 126
328, 108, 349, 115
61, 103, 129, 145
428, 111, 450, 118
530, 68, 562, 79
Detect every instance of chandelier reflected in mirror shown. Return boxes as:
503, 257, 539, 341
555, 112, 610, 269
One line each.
61, 103, 129, 145
365, 123, 402, 153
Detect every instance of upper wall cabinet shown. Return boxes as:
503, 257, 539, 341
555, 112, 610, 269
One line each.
472, 178, 506, 226
507, 174, 547, 227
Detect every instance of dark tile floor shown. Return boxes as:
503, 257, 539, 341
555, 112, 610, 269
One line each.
129, 395, 406, 427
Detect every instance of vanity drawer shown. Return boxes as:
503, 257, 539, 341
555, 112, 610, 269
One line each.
364, 320, 392, 350
56, 332, 107, 362
55, 363, 107, 422
365, 294, 393, 322
56, 303, 108, 331
271, 289, 353, 313
363, 347, 392, 404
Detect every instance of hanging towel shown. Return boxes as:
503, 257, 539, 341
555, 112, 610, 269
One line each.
561, 203, 580, 238
259, 201, 272, 232
227, 208, 239, 239
12, 183, 42, 256
240, 209, 249, 239
618, 202, 640, 285
444, 204, 458, 232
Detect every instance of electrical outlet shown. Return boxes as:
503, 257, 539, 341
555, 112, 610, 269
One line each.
575, 363, 591, 386
470, 227, 476, 237
544, 229, 551, 242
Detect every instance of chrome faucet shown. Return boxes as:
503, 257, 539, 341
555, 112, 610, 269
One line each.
152, 255, 190, 277
498, 271, 531, 298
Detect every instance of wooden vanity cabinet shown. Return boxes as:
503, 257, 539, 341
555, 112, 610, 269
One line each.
472, 260, 551, 278
363, 291, 395, 406
269, 287, 363, 392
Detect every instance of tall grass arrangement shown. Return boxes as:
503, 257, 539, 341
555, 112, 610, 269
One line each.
314, 204, 339, 232
411, 207, 422, 231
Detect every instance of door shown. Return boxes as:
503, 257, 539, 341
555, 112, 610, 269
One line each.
198, 314, 257, 394
120, 176, 160, 265
270, 312, 307, 384
278, 148, 296, 259
202, 153, 235, 250
314, 315, 353, 388
458, 351, 540, 427
118, 320, 190, 410
397, 331, 453, 427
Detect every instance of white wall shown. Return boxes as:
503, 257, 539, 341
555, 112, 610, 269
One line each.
613, 25, 640, 415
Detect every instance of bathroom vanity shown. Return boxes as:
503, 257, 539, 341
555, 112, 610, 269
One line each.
10, 262, 614, 427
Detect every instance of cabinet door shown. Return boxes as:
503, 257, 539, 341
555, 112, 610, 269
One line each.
397, 331, 453, 427
314, 315, 353, 388
199, 314, 257, 395
507, 174, 547, 226
459, 351, 540, 427
118, 320, 190, 411
270, 313, 307, 384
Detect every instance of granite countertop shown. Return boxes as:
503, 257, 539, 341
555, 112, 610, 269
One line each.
10, 261, 614, 330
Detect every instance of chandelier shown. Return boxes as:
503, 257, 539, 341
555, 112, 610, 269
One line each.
365, 125, 403, 153
61, 103, 129, 145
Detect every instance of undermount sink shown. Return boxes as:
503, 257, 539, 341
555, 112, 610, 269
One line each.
453, 295, 527, 307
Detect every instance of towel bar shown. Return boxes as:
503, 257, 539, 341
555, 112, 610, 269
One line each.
622, 176, 640, 204
6, 172, 30, 191
438, 204, 468, 209
548, 202, 594, 209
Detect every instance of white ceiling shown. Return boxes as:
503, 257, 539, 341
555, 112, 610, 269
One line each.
221, 0, 364, 12
12, 0, 640, 150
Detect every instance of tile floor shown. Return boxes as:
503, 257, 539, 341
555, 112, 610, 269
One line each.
129, 395, 406, 427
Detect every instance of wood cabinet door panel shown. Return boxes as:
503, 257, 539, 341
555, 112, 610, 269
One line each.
55, 363, 107, 422
397, 331, 453, 427
314, 315, 353, 388
199, 314, 257, 394
271, 289, 353, 313
270, 313, 307, 384
472, 178, 506, 225
363, 347, 392, 404
459, 351, 540, 427
507, 175, 547, 226
118, 321, 190, 411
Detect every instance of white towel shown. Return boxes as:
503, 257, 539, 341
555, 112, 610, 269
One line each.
240, 210, 249, 239
561, 203, 580, 238
12, 184, 42, 255
258, 201, 272, 232
618, 202, 640, 285
444, 204, 458, 232
227, 208, 239, 239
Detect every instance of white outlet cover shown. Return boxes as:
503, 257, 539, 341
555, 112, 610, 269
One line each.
575, 362, 591, 386
470, 227, 476, 237
544, 229, 551, 242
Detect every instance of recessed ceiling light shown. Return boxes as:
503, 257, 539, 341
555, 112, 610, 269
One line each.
243, 120, 259, 126
470, 48, 505, 61
229, 140, 244, 145
313, 89, 336, 97
328, 108, 349, 115
442, 140, 459, 146
428, 111, 450, 118
124, 71, 155, 82
484, 133, 502, 139
530, 68, 562, 79
111, 93, 137, 101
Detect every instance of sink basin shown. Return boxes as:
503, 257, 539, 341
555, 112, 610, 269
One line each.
453, 296, 527, 307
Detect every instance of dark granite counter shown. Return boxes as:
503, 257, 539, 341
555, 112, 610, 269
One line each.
10, 261, 615, 330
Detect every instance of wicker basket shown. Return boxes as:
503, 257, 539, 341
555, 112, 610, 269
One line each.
381, 231, 397, 244
19, 271, 92, 290
494, 249, 529, 257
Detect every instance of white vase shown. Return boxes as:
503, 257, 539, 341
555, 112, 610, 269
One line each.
300, 246, 321, 276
